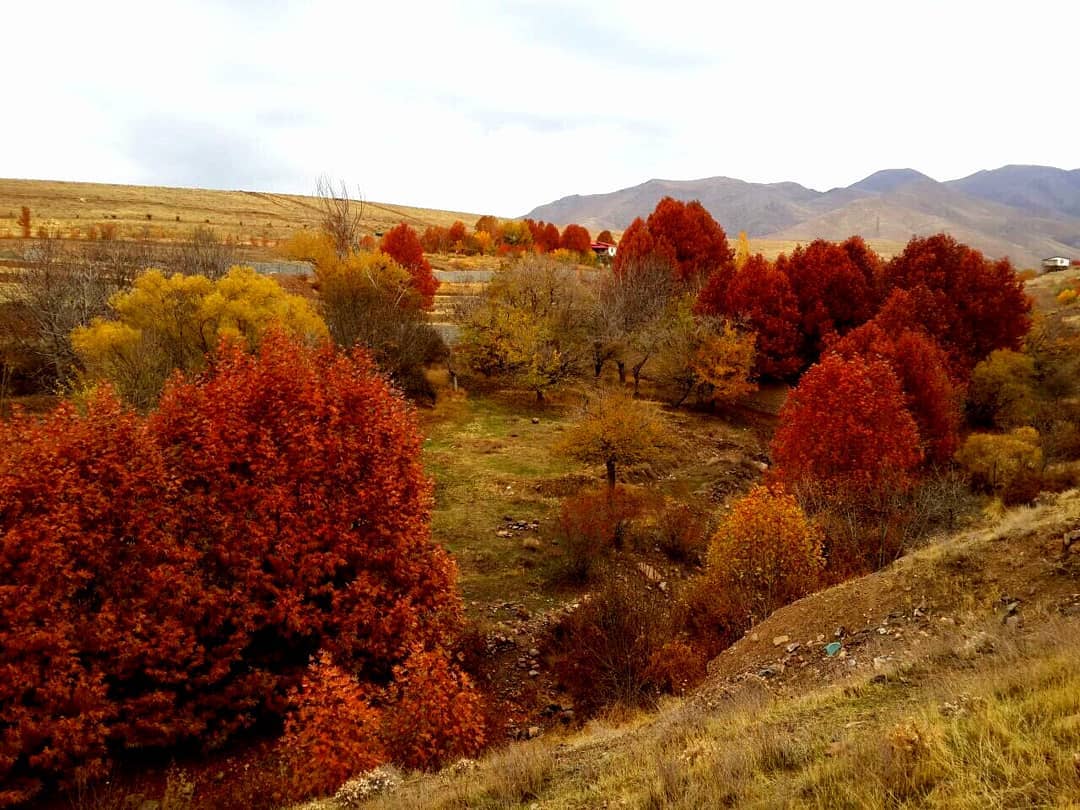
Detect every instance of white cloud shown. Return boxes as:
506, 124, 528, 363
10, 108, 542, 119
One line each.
2, 0, 1076, 214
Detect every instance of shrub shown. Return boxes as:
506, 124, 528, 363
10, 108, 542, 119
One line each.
279, 652, 383, 799
967, 349, 1039, 429
956, 427, 1044, 503
557, 486, 652, 580
0, 334, 465, 803
380, 648, 486, 771
549, 575, 675, 712
705, 484, 824, 624
653, 500, 710, 563
644, 641, 707, 696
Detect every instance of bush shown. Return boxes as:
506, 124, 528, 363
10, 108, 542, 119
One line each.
557, 485, 652, 580
705, 484, 824, 624
548, 575, 676, 712
380, 648, 486, 771
653, 500, 710, 563
644, 641, 707, 696
967, 349, 1039, 429
0, 334, 466, 803
956, 427, 1044, 504
279, 652, 383, 800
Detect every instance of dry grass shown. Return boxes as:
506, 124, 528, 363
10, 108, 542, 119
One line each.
0, 178, 481, 246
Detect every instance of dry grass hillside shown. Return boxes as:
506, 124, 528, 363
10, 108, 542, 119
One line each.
301, 491, 1080, 809
0, 178, 481, 245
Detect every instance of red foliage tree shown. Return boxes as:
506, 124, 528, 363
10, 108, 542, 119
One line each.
831, 323, 961, 465
881, 234, 1031, 370
771, 353, 923, 496
778, 239, 877, 364
596, 229, 615, 244
560, 223, 592, 254
420, 225, 448, 253
0, 334, 467, 803
379, 223, 439, 309
612, 217, 676, 277
540, 222, 560, 253
699, 253, 804, 379
645, 197, 733, 284
447, 220, 467, 250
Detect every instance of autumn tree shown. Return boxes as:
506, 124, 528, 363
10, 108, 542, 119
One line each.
967, 349, 1039, 429
474, 215, 500, 236
559, 387, 680, 489
596, 229, 615, 244
734, 230, 751, 269
447, 220, 467, 251
17, 206, 30, 239
612, 217, 673, 277
560, 223, 592, 254
456, 256, 593, 401
698, 253, 804, 379
881, 233, 1032, 370
379, 223, 439, 310
645, 197, 734, 285
316, 250, 445, 401
0, 334, 472, 802
956, 427, 1043, 502
315, 177, 363, 258
705, 484, 824, 625
72, 266, 328, 409
771, 353, 923, 496
778, 239, 877, 363
690, 321, 757, 407
831, 322, 961, 465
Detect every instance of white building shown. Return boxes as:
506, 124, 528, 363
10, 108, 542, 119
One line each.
1042, 256, 1072, 272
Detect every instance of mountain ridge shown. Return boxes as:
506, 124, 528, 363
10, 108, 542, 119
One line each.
525, 165, 1080, 267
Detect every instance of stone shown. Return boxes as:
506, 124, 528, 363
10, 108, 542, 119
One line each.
526, 725, 541, 739
528, 669, 540, 677
529, 648, 540, 657
872, 656, 889, 670
772, 635, 790, 647
758, 666, 778, 678
496, 530, 512, 538
522, 537, 541, 552
785, 642, 801, 654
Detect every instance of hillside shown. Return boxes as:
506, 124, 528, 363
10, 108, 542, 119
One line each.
525, 166, 1080, 268
0, 178, 482, 245
303, 490, 1080, 808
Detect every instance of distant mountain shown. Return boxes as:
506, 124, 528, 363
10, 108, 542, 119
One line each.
524, 166, 1080, 267
947, 165, 1080, 221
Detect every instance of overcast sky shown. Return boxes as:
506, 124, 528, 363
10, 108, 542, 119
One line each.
3, 0, 1077, 216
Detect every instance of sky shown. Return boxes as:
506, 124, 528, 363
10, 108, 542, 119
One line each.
3, 0, 1077, 217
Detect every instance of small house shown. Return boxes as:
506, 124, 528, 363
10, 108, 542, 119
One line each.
1042, 256, 1071, 272
591, 241, 617, 258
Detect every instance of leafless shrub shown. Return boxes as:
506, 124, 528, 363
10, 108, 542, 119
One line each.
316, 176, 364, 258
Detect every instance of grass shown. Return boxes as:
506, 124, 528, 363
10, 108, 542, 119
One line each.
419, 389, 581, 612
0, 178, 481, 245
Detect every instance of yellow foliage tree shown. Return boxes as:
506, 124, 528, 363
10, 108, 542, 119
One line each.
559, 387, 681, 490
734, 231, 751, 270
691, 322, 757, 406
72, 266, 328, 409
967, 349, 1039, 429
955, 427, 1043, 498
706, 483, 824, 624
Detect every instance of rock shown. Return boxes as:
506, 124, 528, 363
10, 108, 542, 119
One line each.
528, 669, 540, 677
529, 648, 540, 657
939, 617, 956, 626
522, 537, 541, 552
335, 766, 403, 806
872, 656, 889, 670
757, 666, 777, 678
496, 530, 512, 538
825, 641, 842, 657
526, 725, 541, 739
785, 642, 801, 654
531, 417, 540, 424
772, 635, 790, 647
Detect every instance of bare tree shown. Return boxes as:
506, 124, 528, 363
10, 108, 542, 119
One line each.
316, 176, 364, 257
172, 225, 236, 280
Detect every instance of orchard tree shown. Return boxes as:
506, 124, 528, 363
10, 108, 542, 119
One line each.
379, 223, 439, 309
560, 387, 680, 489
771, 353, 923, 496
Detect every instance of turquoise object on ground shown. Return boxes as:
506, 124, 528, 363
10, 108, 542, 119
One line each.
825, 641, 842, 656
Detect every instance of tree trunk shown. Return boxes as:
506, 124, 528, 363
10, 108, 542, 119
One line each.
617, 361, 626, 384
536, 388, 544, 404
606, 459, 616, 490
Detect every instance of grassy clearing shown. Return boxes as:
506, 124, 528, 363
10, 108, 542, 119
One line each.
419, 389, 581, 612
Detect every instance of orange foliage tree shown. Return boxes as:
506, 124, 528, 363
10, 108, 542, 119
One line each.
646, 197, 734, 284
881, 233, 1031, 370
777, 239, 878, 364
596, 229, 615, 244
698, 253, 804, 379
611, 217, 675, 277
447, 220, 467, 251
379, 223, 439, 309
560, 223, 592, 254
831, 322, 961, 465
705, 484, 824, 624
0, 333, 469, 803
771, 353, 923, 496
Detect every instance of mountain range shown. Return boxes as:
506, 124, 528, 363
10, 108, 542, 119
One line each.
524, 165, 1080, 268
